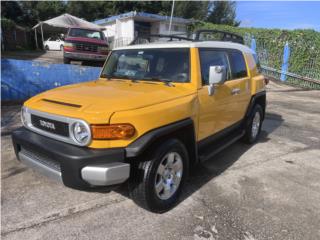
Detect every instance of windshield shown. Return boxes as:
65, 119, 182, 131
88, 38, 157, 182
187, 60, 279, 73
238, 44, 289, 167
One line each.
68, 28, 104, 40
101, 48, 190, 83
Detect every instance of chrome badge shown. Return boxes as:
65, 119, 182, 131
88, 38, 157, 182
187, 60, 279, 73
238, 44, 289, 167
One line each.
39, 120, 56, 130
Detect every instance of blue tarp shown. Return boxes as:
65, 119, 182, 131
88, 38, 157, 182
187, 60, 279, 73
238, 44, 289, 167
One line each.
94, 11, 192, 25
1, 59, 101, 101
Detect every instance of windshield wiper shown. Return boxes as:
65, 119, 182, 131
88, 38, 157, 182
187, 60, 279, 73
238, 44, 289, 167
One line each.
142, 77, 174, 86
100, 74, 113, 80
100, 74, 139, 82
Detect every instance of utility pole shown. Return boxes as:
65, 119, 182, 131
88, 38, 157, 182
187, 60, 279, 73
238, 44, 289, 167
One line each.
168, 0, 175, 34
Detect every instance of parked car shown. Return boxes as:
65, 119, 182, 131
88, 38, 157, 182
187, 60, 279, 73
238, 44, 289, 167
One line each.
63, 27, 109, 64
12, 30, 267, 213
44, 36, 64, 51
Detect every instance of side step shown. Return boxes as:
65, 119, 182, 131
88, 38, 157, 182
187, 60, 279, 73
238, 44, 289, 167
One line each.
198, 130, 245, 163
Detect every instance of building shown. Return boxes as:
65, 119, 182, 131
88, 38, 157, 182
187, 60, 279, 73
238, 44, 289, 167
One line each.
93, 11, 193, 48
1, 21, 31, 51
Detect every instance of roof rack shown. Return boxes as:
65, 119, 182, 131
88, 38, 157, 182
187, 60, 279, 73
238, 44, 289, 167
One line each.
130, 34, 193, 45
194, 29, 244, 44
128, 29, 244, 46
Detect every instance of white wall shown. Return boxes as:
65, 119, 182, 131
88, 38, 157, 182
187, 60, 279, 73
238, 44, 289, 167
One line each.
100, 18, 188, 48
102, 23, 116, 39
101, 18, 134, 40
158, 22, 187, 35
119, 18, 134, 40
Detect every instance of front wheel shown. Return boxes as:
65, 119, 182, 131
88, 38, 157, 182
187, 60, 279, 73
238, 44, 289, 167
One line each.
129, 139, 189, 213
242, 104, 263, 144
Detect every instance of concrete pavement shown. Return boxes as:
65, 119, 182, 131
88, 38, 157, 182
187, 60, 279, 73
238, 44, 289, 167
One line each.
1, 81, 320, 240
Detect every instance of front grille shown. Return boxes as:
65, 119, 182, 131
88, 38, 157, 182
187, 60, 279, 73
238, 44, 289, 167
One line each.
20, 147, 61, 172
75, 43, 98, 52
31, 114, 69, 137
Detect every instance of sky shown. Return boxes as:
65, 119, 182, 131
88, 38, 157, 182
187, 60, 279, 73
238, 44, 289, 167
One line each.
236, 1, 320, 31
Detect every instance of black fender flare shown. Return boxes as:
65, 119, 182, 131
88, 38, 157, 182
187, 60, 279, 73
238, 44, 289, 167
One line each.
245, 91, 266, 120
125, 118, 196, 160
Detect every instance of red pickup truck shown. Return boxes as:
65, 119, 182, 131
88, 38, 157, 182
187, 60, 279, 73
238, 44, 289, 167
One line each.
63, 27, 109, 64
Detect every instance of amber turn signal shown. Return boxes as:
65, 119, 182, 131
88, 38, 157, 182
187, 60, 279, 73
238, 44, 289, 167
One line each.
91, 124, 135, 140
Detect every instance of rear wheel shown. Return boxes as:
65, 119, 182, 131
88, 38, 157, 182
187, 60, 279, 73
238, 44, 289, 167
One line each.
63, 57, 71, 64
45, 45, 49, 50
60, 45, 63, 51
129, 139, 189, 213
242, 104, 263, 144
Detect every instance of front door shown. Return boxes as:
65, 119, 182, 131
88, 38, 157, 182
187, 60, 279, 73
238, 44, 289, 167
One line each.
197, 48, 250, 141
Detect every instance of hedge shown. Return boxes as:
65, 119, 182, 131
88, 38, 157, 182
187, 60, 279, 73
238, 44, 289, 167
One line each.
191, 22, 320, 81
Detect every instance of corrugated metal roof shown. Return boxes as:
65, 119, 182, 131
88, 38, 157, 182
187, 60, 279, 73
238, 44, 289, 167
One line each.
93, 11, 193, 25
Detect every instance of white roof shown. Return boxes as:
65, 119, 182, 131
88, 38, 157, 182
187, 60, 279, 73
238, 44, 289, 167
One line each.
114, 41, 253, 54
33, 14, 104, 31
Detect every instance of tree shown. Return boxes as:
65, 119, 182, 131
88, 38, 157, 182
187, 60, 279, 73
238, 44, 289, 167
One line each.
1, 1, 23, 23
1, 1, 241, 28
159, 1, 208, 20
35, 1, 66, 21
207, 1, 240, 27
66, 1, 112, 21
1, 1, 66, 27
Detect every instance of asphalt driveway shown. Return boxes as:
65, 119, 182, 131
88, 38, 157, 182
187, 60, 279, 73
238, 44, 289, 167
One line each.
1, 81, 320, 240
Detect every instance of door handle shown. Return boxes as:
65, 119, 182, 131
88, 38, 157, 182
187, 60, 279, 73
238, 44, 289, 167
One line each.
231, 88, 241, 95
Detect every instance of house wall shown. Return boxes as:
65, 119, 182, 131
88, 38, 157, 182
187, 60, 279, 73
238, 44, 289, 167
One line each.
2, 26, 32, 50
102, 18, 134, 40
100, 18, 189, 48
120, 18, 134, 40
159, 22, 187, 35
102, 23, 116, 39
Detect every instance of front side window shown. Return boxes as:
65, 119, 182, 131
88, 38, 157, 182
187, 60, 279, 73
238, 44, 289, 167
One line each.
199, 49, 231, 85
228, 51, 248, 78
101, 48, 190, 83
69, 28, 104, 40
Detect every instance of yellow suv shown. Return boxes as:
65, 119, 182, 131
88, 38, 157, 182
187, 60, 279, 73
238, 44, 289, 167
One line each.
12, 31, 266, 212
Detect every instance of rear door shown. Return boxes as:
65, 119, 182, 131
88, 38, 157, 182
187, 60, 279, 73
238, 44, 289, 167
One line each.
226, 50, 251, 122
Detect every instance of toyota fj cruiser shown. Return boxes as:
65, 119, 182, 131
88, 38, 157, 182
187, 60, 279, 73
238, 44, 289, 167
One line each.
12, 30, 266, 213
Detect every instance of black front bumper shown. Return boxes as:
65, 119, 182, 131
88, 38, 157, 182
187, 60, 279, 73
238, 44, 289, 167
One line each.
12, 127, 126, 190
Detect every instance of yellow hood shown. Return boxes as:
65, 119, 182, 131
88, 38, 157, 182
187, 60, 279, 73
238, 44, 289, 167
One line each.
25, 80, 195, 124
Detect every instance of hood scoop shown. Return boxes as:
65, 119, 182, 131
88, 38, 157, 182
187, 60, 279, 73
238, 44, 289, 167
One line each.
42, 99, 82, 108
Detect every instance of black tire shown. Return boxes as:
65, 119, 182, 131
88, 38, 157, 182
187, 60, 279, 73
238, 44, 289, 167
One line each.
129, 139, 189, 213
60, 45, 63, 51
63, 57, 71, 64
242, 104, 263, 144
45, 45, 49, 50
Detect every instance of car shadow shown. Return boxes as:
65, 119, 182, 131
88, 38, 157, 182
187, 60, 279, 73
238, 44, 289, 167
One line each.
80, 61, 104, 67
113, 112, 284, 211
2, 50, 48, 61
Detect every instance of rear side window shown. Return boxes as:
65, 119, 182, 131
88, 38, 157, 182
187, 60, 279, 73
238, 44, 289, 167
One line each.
252, 53, 262, 73
228, 51, 247, 78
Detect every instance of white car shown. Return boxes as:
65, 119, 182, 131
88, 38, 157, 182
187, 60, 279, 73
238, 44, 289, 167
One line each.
44, 37, 64, 51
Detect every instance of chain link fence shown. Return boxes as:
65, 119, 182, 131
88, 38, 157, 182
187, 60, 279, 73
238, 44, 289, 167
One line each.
247, 35, 320, 90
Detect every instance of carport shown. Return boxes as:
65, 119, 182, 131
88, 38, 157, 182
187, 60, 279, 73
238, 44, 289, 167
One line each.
32, 13, 104, 49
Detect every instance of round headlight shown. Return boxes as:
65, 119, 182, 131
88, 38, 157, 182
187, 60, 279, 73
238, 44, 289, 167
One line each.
21, 106, 28, 126
72, 121, 90, 145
